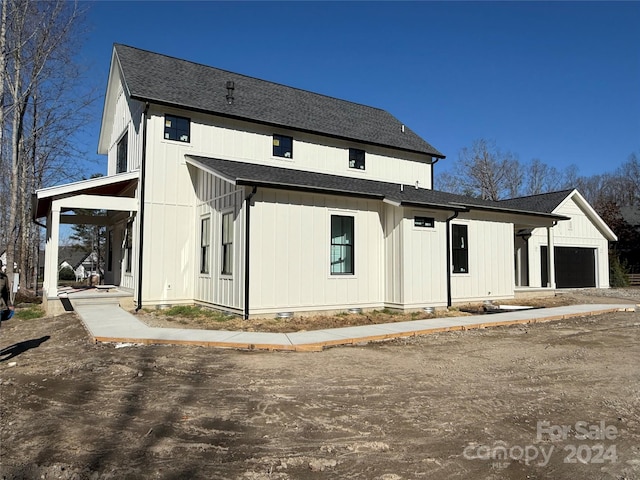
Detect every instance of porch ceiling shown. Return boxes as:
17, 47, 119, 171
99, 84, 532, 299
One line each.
33, 172, 139, 219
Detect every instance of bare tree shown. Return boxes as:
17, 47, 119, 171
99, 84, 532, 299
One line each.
1, 0, 91, 290
435, 138, 523, 200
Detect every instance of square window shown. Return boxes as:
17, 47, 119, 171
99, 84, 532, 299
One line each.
116, 132, 128, 173
273, 134, 293, 158
452, 224, 469, 274
330, 215, 354, 275
164, 114, 190, 142
349, 148, 365, 170
414, 216, 435, 228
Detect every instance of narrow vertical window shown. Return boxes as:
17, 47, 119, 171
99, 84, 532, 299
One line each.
200, 217, 210, 274
349, 148, 365, 170
273, 134, 293, 158
107, 230, 113, 272
452, 224, 469, 273
221, 212, 233, 275
125, 221, 133, 273
164, 114, 190, 142
330, 215, 354, 275
117, 132, 128, 173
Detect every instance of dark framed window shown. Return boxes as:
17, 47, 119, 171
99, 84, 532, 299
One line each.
107, 230, 113, 272
273, 134, 293, 158
221, 212, 233, 275
116, 132, 128, 173
415, 216, 435, 228
125, 221, 133, 273
349, 148, 365, 170
452, 224, 469, 274
200, 217, 210, 274
164, 114, 190, 142
330, 215, 354, 275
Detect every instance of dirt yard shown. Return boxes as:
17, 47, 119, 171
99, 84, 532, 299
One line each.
1, 289, 639, 479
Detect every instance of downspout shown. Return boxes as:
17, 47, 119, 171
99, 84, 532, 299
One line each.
244, 186, 258, 320
445, 210, 459, 308
430, 157, 440, 189
135, 102, 150, 311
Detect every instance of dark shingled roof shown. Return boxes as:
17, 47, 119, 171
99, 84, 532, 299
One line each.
114, 44, 444, 158
187, 156, 566, 220
498, 189, 575, 213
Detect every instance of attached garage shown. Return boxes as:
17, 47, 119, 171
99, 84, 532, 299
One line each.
501, 189, 617, 290
541, 246, 596, 288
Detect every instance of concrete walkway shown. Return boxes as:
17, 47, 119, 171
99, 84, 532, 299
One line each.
70, 301, 637, 352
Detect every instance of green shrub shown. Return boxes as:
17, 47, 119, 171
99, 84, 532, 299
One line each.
609, 253, 630, 287
58, 266, 76, 281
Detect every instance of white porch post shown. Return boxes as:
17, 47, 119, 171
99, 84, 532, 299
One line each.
547, 225, 556, 288
43, 202, 61, 297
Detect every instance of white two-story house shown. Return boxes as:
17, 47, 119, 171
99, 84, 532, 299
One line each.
34, 44, 616, 317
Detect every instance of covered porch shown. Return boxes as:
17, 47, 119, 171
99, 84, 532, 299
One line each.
33, 172, 139, 316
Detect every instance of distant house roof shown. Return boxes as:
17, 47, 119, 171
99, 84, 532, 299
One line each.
498, 189, 575, 213
113, 44, 444, 158
186, 156, 566, 223
59, 247, 92, 269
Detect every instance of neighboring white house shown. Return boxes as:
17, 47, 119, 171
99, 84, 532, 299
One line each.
33, 44, 616, 317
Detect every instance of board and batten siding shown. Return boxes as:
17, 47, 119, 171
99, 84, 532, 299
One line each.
163, 110, 433, 188
106, 86, 145, 176
249, 189, 384, 315
193, 169, 246, 312
528, 197, 610, 288
450, 215, 515, 302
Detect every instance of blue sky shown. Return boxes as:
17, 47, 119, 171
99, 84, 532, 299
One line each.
77, 1, 640, 180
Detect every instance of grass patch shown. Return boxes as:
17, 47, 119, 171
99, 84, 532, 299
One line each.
157, 305, 233, 323
15, 307, 45, 320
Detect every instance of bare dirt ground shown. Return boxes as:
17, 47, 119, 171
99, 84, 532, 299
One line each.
1, 289, 639, 479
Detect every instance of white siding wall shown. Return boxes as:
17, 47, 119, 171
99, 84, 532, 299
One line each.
450, 214, 515, 302
249, 189, 384, 314
106, 87, 145, 175
528, 198, 611, 288
193, 170, 246, 312
158, 110, 433, 187
400, 209, 449, 307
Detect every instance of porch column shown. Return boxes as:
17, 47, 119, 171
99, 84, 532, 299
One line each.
546, 226, 556, 288
43, 202, 61, 297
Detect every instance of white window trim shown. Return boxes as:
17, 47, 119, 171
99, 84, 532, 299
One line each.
328, 209, 357, 279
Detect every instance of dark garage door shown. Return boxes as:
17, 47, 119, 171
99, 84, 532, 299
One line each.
541, 246, 596, 288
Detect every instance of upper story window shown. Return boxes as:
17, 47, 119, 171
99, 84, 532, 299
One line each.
414, 216, 435, 228
273, 134, 293, 158
349, 148, 365, 170
164, 114, 190, 142
116, 132, 128, 174
452, 224, 469, 274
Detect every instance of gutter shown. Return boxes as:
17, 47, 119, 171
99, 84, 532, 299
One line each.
135, 102, 150, 311
445, 210, 461, 308
244, 186, 258, 319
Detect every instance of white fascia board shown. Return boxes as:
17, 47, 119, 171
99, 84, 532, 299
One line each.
185, 156, 237, 185
53, 195, 138, 212
98, 48, 126, 155
554, 189, 618, 241
36, 171, 139, 200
